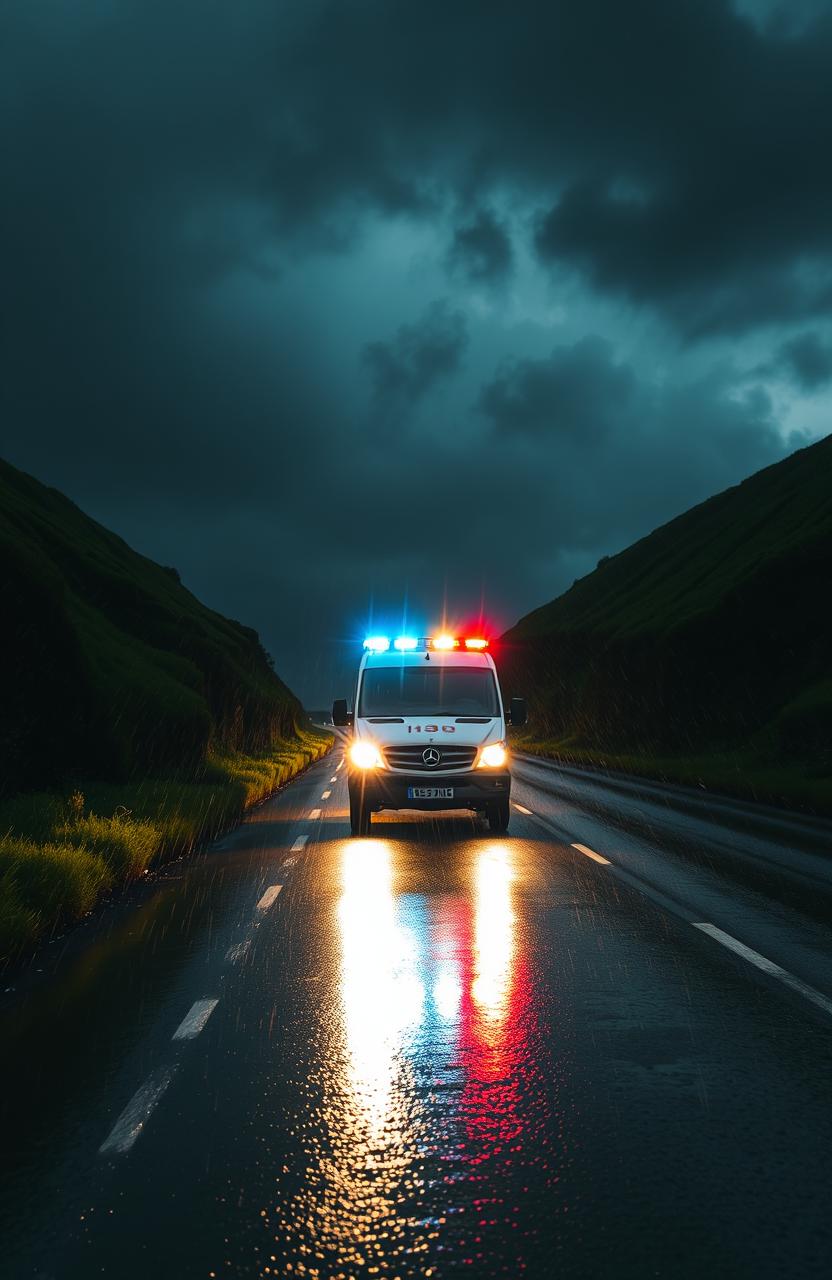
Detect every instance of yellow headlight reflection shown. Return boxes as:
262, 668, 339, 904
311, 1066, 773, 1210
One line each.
478, 741, 507, 768
349, 740, 384, 769
337, 843, 425, 1139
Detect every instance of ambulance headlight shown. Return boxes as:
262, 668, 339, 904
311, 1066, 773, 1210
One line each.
349, 741, 384, 769
477, 742, 508, 768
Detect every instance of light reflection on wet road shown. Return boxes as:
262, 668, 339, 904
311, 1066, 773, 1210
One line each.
2, 751, 832, 1278
280, 840, 534, 1276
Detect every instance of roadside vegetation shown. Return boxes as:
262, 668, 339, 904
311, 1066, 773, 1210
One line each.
0, 728, 331, 958
0, 457, 332, 960
502, 435, 832, 817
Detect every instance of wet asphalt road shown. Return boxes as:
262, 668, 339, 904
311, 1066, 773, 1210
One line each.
2, 749, 832, 1279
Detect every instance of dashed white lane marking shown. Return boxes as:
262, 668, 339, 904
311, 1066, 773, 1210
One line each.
99, 1065, 177, 1155
336, 760, 343, 772
172, 998, 219, 1041
572, 842, 612, 866
291, 835, 308, 852
256, 884, 283, 912
282, 856, 297, 868
308, 808, 321, 820
225, 939, 251, 965
513, 803, 533, 815
321, 790, 331, 799
692, 923, 832, 1018
330, 776, 338, 783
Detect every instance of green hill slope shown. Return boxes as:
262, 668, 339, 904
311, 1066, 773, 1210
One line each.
0, 458, 330, 956
0, 457, 304, 795
501, 434, 832, 811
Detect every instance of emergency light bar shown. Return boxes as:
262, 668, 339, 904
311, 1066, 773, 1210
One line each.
363, 634, 490, 653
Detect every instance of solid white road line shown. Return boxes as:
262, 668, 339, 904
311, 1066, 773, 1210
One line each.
513, 803, 533, 815
256, 885, 283, 912
572, 842, 612, 866
225, 939, 251, 965
291, 835, 308, 852
308, 808, 321, 820
692, 923, 832, 1018
99, 1065, 177, 1156
321, 790, 331, 799
172, 998, 219, 1041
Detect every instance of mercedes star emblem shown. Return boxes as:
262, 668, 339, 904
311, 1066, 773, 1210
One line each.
422, 747, 441, 767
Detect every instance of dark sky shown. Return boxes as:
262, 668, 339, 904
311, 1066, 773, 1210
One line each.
3, 0, 831, 704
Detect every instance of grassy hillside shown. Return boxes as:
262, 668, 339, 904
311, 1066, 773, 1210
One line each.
501, 435, 832, 812
0, 458, 331, 957
0, 458, 307, 792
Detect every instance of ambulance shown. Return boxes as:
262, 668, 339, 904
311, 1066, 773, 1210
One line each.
332, 633, 527, 835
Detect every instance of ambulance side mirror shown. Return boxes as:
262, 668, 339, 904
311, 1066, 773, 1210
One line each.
332, 698, 352, 727
509, 697, 527, 727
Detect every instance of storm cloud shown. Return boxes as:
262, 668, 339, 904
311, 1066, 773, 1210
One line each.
1, 0, 828, 702
478, 339, 635, 445
363, 301, 468, 413
447, 211, 513, 285
768, 332, 832, 391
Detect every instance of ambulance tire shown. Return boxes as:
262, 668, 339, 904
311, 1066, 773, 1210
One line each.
487, 798, 510, 833
350, 788, 371, 836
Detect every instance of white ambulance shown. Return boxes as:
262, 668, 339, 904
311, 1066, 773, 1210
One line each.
332, 633, 527, 835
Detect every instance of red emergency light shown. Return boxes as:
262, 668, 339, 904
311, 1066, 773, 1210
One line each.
425, 633, 491, 652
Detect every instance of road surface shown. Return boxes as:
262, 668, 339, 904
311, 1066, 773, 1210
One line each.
2, 747, 832, 1278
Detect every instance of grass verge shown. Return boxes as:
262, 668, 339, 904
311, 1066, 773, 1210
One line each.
0, 725, 332, 961
511, 732, 832, 819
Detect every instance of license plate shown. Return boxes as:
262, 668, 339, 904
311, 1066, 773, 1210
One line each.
408, 786, 454, 799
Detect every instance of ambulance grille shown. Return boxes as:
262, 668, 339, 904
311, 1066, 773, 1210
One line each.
383, 744, 478, 772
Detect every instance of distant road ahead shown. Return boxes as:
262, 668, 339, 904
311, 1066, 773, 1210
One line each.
2, 749, 831, 1278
